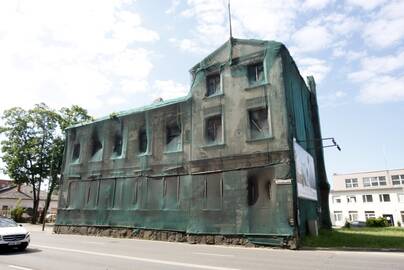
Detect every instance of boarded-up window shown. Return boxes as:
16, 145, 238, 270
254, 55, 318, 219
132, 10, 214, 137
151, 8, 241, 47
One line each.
206, 73, 220, 96
206, 174, 222, 210
166, 121, 181, 152
68, 181, 85, 209
146, 178, 163, 209
248, 107, 270, 139
205, 115, 222, 144
138, 128, 147, 154
98, 180, 115, 209
164, 177, 179, 209
247, 62, 264, 84
85, 181, 98, 208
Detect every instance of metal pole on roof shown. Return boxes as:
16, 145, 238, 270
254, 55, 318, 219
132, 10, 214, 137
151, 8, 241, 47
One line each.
228, 0, 233, 64
228, 0, 233, 39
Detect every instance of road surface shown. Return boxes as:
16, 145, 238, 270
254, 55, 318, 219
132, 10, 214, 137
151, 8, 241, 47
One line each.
0, 225, 403, 270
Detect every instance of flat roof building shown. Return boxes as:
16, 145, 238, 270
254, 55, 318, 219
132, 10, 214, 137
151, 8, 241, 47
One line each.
330, 168, 404, 227
55, 38, 330, 247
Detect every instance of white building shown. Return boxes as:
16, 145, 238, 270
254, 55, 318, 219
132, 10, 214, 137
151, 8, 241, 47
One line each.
329, 168, 404, 227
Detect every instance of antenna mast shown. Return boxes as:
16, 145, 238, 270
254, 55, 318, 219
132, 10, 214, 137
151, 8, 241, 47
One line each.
228, 0, 233, 39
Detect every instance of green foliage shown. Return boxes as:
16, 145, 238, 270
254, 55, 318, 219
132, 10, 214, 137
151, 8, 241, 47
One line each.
366, 217, 389, 227
0, 103, 92, 223
11, 199, 25, 222
343, 220, 351, 228
398, 221, 401, 227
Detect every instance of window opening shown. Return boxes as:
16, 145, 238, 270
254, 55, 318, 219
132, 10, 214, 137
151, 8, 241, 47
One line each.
139, 128, 148, 154
72, 143, 80, 162
248, 107, 269, 139
247, 62, 264, 84
205, 115, 222, 144
206, 73, 220, 96
166, 121, 181, 152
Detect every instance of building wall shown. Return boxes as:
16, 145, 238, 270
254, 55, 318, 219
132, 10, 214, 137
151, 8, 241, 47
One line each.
330, 169, 404, 226
56, 39, 327, 243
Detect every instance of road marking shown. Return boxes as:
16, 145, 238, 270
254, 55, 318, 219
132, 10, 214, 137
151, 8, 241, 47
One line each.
31, 244, 239, 270
8, 265, 34, 270
193, 252, 235, 257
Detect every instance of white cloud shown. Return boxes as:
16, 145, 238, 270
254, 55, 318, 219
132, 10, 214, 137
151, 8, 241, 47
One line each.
294, 57, 331, 83
152, 80, 189, 100
318, 90, 348, 107
346, 0, 387, 10
358, 76, 404, 103
292, 25, 332, 53
303, 0, 333, 10
0, 0, 158, 115
349, 49, 404, 82
169, 38, 210, 54
362, 1, 404, 48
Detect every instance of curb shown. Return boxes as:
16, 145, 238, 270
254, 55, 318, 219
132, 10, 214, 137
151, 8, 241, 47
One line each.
301, 247, 404, 252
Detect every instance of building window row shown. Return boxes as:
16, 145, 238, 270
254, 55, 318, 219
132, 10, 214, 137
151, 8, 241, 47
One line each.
345, 178, 358, 188
333, 193, 392, 204
392, 175, 404, 185
205, 61, 265, 97
344, 175, 404, 189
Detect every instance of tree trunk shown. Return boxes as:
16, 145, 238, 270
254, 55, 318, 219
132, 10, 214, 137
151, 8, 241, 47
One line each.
40, 176, 57, 223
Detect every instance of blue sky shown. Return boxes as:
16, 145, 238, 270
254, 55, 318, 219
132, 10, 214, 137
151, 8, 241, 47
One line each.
0, 0, 403, 181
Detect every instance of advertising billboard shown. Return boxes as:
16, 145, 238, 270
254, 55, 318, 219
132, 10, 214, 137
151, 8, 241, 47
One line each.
294, 140, 317, 201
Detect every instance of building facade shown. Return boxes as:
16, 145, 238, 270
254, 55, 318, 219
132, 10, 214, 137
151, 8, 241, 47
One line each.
55, 38, 330, 247
329, 168, 404, 227
0, 184, 58, 217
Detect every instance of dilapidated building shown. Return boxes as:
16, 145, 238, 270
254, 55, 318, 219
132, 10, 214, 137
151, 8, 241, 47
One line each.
55, 38, 330, 247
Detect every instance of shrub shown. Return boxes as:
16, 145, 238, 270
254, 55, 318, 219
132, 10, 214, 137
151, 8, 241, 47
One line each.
11, 206, 25, 222
344, 220, 351, 228
366, 217, 388, 227
398, 221, 401, 227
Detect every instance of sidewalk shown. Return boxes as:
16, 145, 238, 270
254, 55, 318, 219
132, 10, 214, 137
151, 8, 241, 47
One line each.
19, 222, 55, 232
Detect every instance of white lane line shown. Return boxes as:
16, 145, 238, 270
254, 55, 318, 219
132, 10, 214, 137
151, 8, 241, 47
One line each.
8, 265, 34, 270
193, 252, 235, 258
31, 244, 239, 270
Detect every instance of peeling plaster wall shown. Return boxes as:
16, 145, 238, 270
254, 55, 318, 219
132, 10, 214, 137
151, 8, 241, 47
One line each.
56, 39, 328, 246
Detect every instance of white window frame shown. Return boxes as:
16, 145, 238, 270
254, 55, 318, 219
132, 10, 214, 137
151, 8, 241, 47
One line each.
348, 211, 358, 222
379, 194, 391, 202
392, 175, 404, 186
365, 211, 375, 220
347, 195, 356, 203
362, 194, 373, 203
333, 196, 341, 204
345, 178, 358, 188
334, 211, 343, 222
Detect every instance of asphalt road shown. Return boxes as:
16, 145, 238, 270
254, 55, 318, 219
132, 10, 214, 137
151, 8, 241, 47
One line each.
0, 225, 403, 270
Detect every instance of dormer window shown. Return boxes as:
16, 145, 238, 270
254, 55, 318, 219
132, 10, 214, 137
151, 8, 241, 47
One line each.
206, 73, 220, 96
138, 128, 148, 154
247, 62, 264, 85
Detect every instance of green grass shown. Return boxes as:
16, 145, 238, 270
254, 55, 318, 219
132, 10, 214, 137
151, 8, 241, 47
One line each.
302, 227, 404, 249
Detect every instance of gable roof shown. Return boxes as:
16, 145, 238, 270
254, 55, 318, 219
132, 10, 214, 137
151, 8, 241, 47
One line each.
0, 185, 58, 201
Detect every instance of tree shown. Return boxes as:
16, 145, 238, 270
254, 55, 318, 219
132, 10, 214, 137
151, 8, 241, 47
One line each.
1, 104, 92, 224
40, 105, 92, 223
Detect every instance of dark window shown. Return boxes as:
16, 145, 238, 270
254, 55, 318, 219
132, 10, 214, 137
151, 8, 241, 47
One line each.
138, 128, 147, 154
362, 194, 373, 202
72, 143, 80, 162
205, 115, 222, 144
247, 175, 258, 206
166, 121, 181, 151
247, 62, 264, 84
248, 107, 269, 139
91, 132, 103, 159
379, 194, 391, 202
112, 133, 123, 157
206, 73, 220, 96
